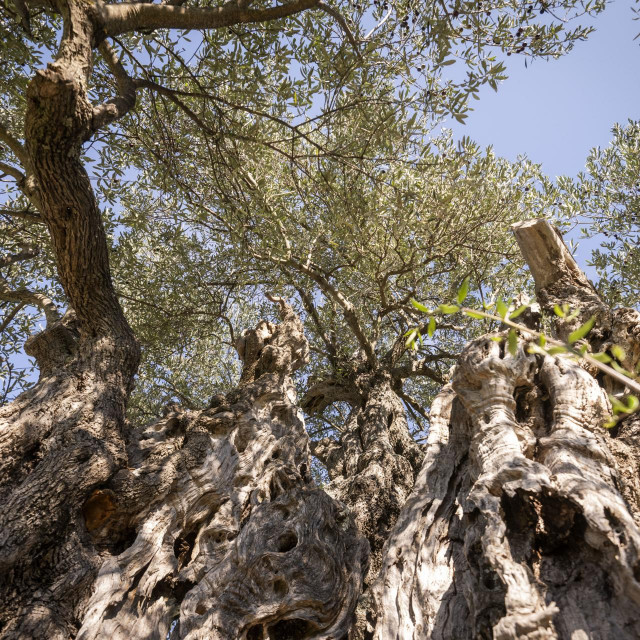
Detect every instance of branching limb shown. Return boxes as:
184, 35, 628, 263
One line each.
100, 0, 321, 37
285, 257, 376, 366
0, 281, 60, 325
0, 161, 26, 183
0, 163, 41, 210
0, 245, 39, 268
316, 2, 360, 57
0, 122, 28, 166
295, 285, 338, 365
0, 302, 25, 334
91, 40, 137, 134
0, 208, 43, 224
391, 356, 445, 384
396, 387, 430, 426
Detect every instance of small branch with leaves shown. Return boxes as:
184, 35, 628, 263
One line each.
407, 277, 640, 428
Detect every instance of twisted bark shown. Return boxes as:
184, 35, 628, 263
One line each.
1, 304, 368, 639
371, 219, 640, 639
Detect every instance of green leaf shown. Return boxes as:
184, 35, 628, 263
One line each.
609, 395, 628, 413
456, 277, 470, 304
405, 329, 418, 348
438, 304, 460, 314
611, 345, 626, 361
568, 316, 596, 344
591, 352, 612, 363
490, 336, 503, 342
553, 304, 566, 318
611, 361, 635, 377
509, 304, 529, 319
625, 395, 640, 413
464, 310, 484, 319
507, 328, 518, 356
496, 298, 508, 319
538, 334, 547, 347
427, 316, 436, 338
410, 298, 431, 313
547, 346, 568, 355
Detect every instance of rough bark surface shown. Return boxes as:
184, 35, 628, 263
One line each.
1, 304, 368, 639
311, 375, 422, 580
370, 219, 640, 639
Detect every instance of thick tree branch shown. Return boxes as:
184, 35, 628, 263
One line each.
100, 0, 321, 36
0, 208, 43, 224
0, 245, 39, 268
391, 356, 445, 384
0, 280, 60, 325
0, 161, 26, 183
512, 218, 608, 339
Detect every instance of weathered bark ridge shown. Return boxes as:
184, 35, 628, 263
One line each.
371, 219, 640, 639
1, 303, 368, 639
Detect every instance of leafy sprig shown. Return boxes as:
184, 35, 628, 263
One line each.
408, 278, 640, 428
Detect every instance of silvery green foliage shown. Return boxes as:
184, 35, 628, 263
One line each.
113, 106, 545, 435
556, 121, 640, 308
0, 0, 607, 404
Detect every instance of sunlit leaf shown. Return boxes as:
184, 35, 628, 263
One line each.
404, 329, 418, 348
568, 316, 596, 344
427, 316, 436, 338
611, 345, 626, 361
507, 328, 518, 356
410, 299, 431, 314
456, 277, 470, 304
509, 304, 529, 319
438, 304, 460, 314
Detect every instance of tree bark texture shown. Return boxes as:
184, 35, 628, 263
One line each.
311, 375, 423, 585
370, 219, 640, 639
1, 304, 368, 639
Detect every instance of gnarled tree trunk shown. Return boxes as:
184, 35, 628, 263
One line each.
1, 300, 368, 639
370, 219, 640, 639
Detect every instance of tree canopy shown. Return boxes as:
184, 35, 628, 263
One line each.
0, 0, 609, 409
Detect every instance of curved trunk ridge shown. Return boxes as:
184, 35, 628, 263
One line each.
371, 219, 640, 639
1, 303, 368, 639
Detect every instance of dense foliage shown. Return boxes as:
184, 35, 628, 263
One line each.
556, 120, 640, 307
0, 0, 616, 411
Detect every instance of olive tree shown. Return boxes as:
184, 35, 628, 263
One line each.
0, 0, 614, 637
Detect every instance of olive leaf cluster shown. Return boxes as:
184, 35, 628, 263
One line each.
555, 120, 640, 307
